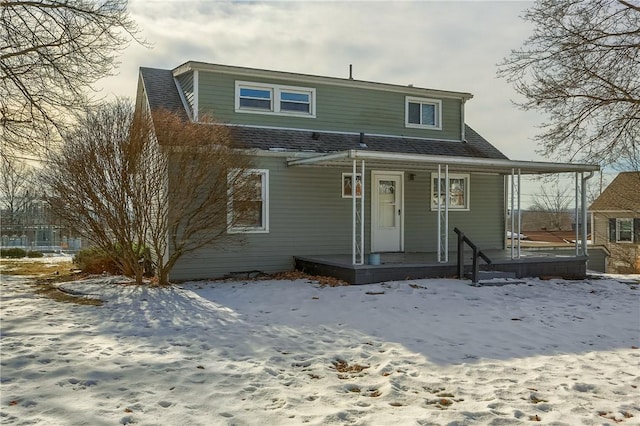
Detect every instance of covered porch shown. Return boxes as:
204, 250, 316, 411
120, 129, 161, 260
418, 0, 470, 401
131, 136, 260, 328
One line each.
288, 149, 599, 284
295, 250, 588, 285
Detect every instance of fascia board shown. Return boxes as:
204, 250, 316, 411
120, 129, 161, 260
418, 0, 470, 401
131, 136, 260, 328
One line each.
286, 149, 600, 174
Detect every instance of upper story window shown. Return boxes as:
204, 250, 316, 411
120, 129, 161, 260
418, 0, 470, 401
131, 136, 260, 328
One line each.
235, 81, 315, 118
406, 96, 442, 130
239, 87, 272, 110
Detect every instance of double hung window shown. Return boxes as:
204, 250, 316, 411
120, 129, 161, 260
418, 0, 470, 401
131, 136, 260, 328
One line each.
228, 169, 269, 233
609, 218, 638, 243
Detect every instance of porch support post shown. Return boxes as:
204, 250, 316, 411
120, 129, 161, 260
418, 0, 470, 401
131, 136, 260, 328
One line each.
445, 165, 449, 262
437, 165, 441, 262
352, 159, 357, 265
360, 160, 365, 265
517, 168, 521, 258
351, 159, 365, 266
575, 172, 580, 256
581, 171, 592, 256
437, 164, 449, 263
510, 168, 521, 259
510, 169, 515, 259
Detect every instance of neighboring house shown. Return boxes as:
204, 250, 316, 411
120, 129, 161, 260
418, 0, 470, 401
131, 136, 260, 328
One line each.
0, 198, 82, 252
590, 171, 640, 274
135, 62, 599, 283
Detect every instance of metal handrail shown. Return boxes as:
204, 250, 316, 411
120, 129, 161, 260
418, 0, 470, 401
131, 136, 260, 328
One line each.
454, 227, 492, 284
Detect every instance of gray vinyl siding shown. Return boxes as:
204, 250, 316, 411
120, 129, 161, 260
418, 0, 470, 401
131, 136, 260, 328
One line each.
169, 156, 505, 281
195, 71, 462, 141
402, 172, 505, 252
176, 72, 194, 117
170, 156, 353, 280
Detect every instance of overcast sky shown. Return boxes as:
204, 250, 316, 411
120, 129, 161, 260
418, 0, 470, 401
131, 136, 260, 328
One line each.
97, 0, 544, 161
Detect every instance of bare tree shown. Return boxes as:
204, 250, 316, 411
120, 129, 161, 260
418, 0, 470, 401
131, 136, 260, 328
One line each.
498, 0, 640, 168
41, 99, 254, 285
136, 109, 254, 286
0, 153, 36, 238
529, 182, 573, 231
1, 0, 142, 152
607, 244, 640, 273
41, 99, 146, 280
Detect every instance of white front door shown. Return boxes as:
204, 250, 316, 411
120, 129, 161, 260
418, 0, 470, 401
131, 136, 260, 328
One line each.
371, 172, 403, 252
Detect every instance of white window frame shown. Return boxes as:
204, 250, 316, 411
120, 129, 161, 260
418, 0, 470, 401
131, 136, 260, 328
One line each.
616, 218, 633, 243
430, 173, 470, 211
228, 169, 269, 234
405, 96, 442, 130
235, 81, 316, 118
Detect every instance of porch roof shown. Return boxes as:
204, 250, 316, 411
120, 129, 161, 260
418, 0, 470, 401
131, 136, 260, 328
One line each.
287, 150, 600, 175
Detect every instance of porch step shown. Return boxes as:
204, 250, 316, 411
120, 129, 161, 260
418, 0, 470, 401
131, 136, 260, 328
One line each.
469, 270, 526, 286
465, 270, 517, 281
474, 279, 527, 287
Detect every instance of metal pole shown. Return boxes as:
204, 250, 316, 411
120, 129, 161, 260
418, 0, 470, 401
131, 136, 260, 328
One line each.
581, 172, 590, 256
445, 165, 449, 263
437, 165, 442, 262
352, 159, 356, 265
517, 168, 521, 258
360, 160, 365, 265
575, 172, 580, 256
510, 169, 515, 259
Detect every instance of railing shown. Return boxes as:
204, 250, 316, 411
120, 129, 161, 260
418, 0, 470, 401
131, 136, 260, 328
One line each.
454, 227, 492, 284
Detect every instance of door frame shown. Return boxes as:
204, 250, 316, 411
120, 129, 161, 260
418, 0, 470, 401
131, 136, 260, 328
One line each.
370, 171, 404, 252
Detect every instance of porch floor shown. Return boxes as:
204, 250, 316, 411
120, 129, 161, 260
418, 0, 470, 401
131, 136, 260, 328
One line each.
295, 249, 588, 285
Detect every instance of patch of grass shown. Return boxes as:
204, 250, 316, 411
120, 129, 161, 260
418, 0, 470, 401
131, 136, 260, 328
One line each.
35, 280, 102, 306
332, 359, 369, 374
0, 259, 75, 276
2, 258, 101, 306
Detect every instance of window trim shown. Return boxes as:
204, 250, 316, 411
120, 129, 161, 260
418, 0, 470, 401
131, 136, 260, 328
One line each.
405, 96, 442, 130
235, 81, 316, 118
429, 173, 470, 211
227, 168, 269, 234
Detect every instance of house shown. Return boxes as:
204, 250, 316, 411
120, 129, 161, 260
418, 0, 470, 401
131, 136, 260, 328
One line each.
1, 197, 82, 252
589, 171, 640, 273
135, 62, 599, 283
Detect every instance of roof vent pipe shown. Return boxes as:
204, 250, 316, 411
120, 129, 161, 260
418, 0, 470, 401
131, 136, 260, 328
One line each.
349, 64, 353, 80
359, 132, 367, 148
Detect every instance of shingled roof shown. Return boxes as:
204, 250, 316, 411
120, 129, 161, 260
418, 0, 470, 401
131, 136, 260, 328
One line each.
590, 171, 640, 212
230, 126, 507, 159
139, 67, 189, 121
138, 66, 508, 160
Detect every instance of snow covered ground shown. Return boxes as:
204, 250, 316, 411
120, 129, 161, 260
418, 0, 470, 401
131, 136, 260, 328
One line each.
1, 265, 639, 425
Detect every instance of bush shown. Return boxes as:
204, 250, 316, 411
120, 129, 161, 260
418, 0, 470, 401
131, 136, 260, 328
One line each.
73, 247, 122, 274
1, 248, 27, 258
26, 251, 44, 258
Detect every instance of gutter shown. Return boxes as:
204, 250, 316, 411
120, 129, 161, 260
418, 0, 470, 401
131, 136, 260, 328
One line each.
287, 149, 600, 174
